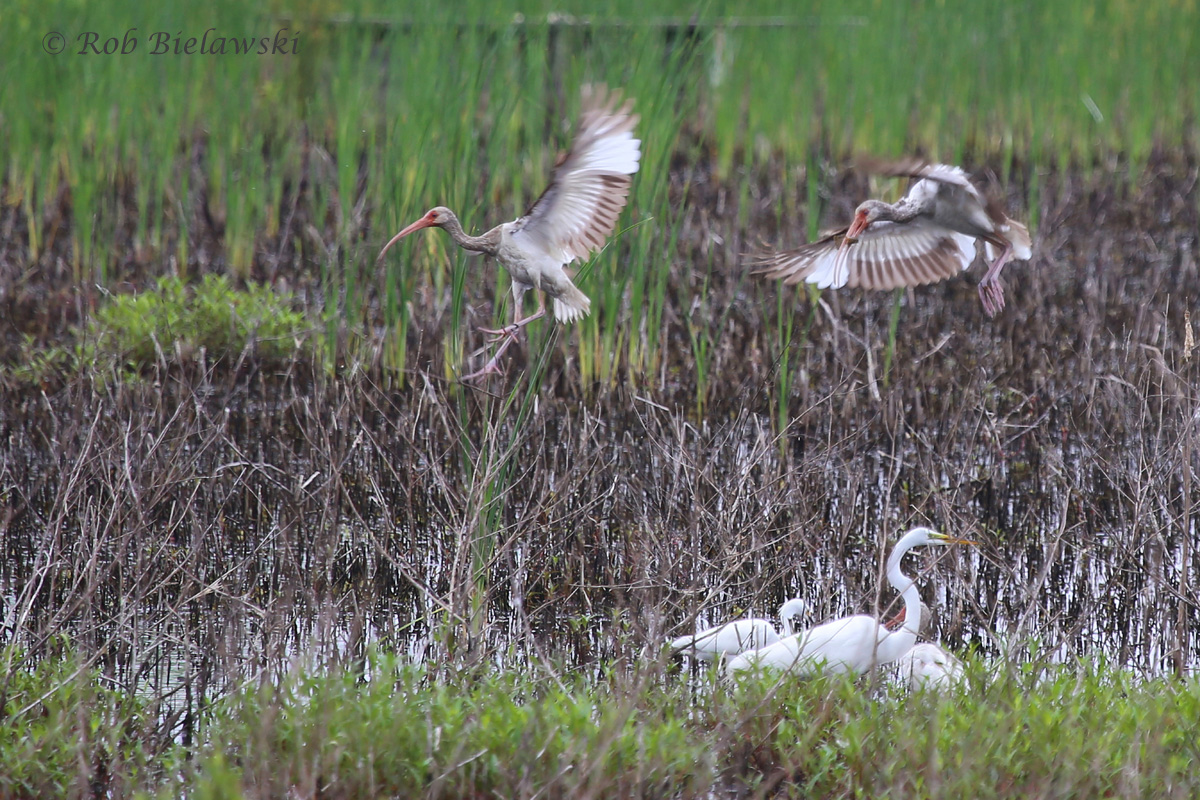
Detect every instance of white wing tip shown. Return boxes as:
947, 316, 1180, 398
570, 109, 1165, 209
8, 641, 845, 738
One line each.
553, 292, 592, 323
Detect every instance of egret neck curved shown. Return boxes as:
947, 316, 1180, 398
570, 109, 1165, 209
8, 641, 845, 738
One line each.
888, 541, 924, 639
778, 598, 808, 638
886, 527, 977, 640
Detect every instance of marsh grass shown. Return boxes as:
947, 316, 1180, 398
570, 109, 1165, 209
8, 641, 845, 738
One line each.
4, 0, 1196, 386
6, 644, 1200, 799
0, 645, 163, 798
3, 1, 1200, 797
3, 208, 1200, 792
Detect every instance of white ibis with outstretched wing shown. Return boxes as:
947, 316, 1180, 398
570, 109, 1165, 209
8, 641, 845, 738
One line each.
379, 85, 641, 378
751, 159, 1031, 317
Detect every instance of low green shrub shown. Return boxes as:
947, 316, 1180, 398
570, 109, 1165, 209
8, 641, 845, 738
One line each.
88, 274, 308, 371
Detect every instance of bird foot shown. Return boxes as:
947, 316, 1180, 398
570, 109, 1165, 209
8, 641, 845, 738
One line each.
477, 326, 520, 345
459, 355, 507, 381
461, 326, 522, 380
979, 280, 1005, 317
478, 322, 526, 344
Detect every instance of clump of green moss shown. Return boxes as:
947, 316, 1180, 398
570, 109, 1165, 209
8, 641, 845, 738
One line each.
2, 274, 310, 386
88, 274, 308, 370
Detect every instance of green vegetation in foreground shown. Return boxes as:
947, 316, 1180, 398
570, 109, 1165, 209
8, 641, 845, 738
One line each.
0, 645, 161, 798
4, 646, 1200, 798
1, 274, 309, 386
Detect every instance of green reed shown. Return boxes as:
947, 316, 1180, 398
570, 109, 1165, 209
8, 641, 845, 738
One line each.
449, 331, 559, 642
2, 0, 1196, 386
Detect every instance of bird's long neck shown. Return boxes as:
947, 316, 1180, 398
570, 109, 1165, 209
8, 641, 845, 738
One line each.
441, 211, 500, 256
877, 199, 923, 225
886, 537, 922, 638
778, 599, 806, 638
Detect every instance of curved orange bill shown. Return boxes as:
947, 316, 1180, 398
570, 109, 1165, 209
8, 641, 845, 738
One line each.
378, 215, 436, 261
842, 212, 869, 247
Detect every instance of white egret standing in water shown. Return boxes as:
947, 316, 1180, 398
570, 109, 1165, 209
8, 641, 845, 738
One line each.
726, 528, 976, 676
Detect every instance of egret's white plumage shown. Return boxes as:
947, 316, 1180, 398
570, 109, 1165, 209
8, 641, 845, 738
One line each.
670, 598, 808, 662
726, 528, 975, 676
898, 642, 964, 691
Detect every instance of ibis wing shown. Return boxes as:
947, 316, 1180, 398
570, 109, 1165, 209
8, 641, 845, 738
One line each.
748, 229, 850, 289
515, 84, 641, 264
857, 157, 978, 193
750, 217, 978, 291
859, 157, 1006, 222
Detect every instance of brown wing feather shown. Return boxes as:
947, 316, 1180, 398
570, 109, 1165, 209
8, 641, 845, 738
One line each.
855, 157, 977, 191
857, 156, 1023, 233
751, 219, 978, 291
516, 84, 641, 264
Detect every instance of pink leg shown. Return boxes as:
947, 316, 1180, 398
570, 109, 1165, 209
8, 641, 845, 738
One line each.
478, 291, 546, 340
463, 291, 548, 380
977, 244, 1012, 317
460, 334, 519, 380
479, 301, 525, 339
478, 308, 546, 342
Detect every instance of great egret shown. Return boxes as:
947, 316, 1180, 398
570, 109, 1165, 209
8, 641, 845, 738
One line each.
669, 598, 809, 662
898, 642, 964, 690
726, 527, 975, 676
884, 600, 935, 636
